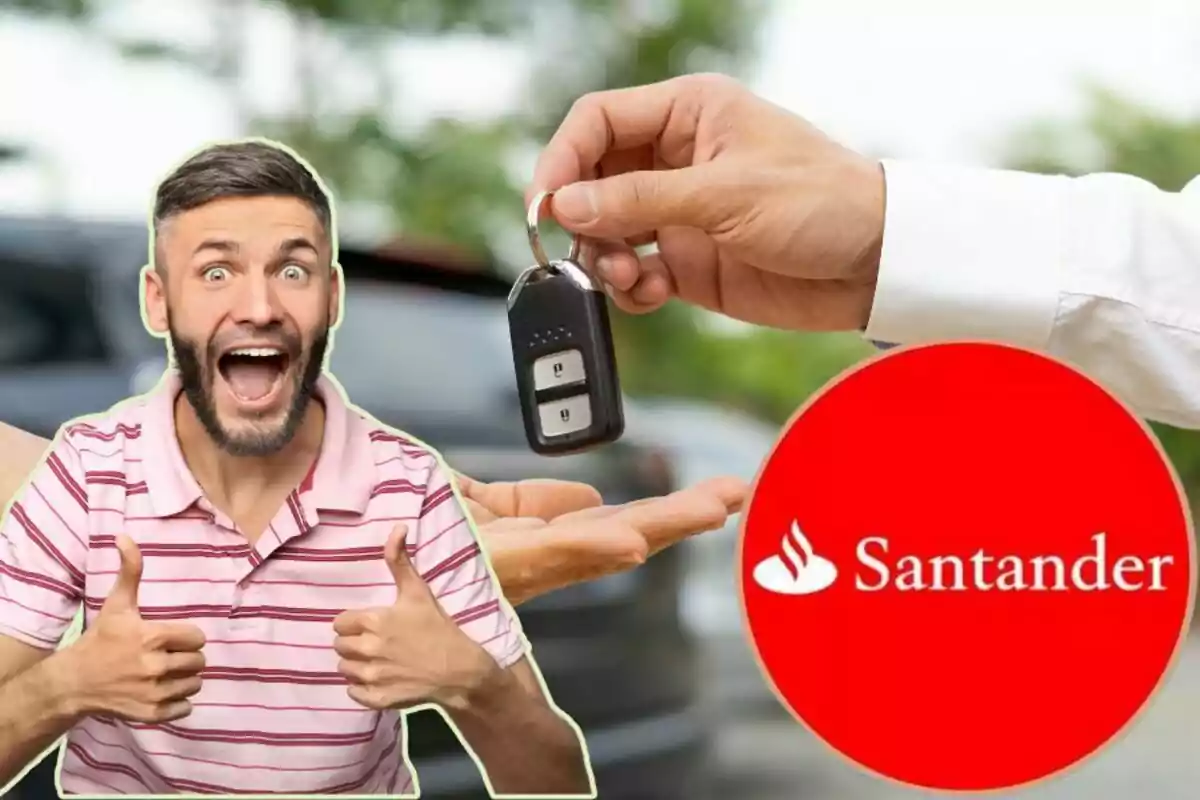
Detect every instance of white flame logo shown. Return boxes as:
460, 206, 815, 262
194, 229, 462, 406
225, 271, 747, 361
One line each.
752, 520, 838, 595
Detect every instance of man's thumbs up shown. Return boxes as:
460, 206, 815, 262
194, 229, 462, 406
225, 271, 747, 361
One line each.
100, 534, 143, 615
383, 524, 423, 597
67, 533, 208, 725
333, 522, 497, 712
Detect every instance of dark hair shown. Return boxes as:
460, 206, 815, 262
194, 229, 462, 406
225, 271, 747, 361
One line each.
152, 139, 332, 270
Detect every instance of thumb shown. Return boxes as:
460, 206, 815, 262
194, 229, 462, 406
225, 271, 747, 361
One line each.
383, 525, 421, 595
101, 535, 143, 614
550, 166, 726, 240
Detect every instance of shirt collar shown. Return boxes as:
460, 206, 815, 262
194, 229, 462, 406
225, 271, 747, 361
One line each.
139, 370, 375, 519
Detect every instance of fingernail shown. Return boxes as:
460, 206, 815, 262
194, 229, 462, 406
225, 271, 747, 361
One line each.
553, 183, 598, 225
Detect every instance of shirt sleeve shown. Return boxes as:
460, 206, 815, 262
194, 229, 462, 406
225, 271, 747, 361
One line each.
0, 432, 89, 649
863, 159, 1200, 430
411, 454, 528, 669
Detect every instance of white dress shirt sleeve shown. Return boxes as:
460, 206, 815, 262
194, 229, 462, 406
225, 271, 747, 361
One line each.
863, 158, 1200, 430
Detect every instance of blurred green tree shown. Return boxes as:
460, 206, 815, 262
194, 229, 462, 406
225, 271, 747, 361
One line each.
0, 0, 871, 425
1001, 83, 1200, 494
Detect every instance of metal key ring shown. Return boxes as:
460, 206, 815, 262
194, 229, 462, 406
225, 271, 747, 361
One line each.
527, 189, 582, 269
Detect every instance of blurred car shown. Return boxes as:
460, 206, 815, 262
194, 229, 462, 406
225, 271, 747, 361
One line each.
0, 213, 713, 799
623, 399, 783, 712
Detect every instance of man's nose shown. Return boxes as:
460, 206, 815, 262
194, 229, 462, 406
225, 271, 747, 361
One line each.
232, 271, 283, 327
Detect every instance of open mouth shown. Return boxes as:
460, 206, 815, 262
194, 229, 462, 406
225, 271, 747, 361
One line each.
217, 346, 291, 408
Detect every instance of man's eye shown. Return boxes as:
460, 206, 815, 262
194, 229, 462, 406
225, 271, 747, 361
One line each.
203, 266, 230, 282
281, 264, 308, 281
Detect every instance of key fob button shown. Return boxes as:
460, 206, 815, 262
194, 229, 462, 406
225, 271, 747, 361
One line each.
537, 394, 593, 437
533, 349, 587, 390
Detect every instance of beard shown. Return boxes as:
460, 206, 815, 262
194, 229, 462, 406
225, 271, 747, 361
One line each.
169, 317, 328, 458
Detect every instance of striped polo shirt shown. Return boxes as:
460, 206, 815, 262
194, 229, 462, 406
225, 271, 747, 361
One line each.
0, 371, 527, 795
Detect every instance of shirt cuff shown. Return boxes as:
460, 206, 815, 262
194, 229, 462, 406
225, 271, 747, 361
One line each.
862, 158, 1070, 351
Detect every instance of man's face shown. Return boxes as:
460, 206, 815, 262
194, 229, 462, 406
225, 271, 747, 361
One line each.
144, 195, 340, 457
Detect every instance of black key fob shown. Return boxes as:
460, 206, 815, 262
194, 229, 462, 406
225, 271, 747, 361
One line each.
508, 192, 624, 456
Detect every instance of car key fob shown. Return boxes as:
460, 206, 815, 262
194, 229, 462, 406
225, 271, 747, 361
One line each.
508, 191, 624, 456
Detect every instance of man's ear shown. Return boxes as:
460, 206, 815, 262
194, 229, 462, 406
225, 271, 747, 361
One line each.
142, 264, 169, 337
329, 262, 343, 329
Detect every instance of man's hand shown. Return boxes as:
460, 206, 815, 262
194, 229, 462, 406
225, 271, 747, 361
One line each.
457, 473, 748, 606
530, 72, 885, 332
333, 525, 497, 712
58, 536, 207, 722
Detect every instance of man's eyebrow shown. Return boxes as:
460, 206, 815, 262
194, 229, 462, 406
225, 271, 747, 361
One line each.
190, 237, 319, 258
192, 238, 239, 256
278, 236, 319, 256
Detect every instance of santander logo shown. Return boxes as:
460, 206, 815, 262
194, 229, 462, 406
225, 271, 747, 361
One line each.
736, 341, 1195, 794
751, 520, 838, 595
752, 520, 1176, 596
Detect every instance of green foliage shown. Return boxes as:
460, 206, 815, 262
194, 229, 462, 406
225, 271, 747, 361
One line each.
277, 0, 534, 35
1002, 83, 1200, 191
1003, 84, 1200, 494
0, 0, 875, 428
237, 0, 840, 427
0, 0, 92, 18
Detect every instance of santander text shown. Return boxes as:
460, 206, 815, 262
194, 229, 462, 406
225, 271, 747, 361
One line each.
854, 533, 1172, 592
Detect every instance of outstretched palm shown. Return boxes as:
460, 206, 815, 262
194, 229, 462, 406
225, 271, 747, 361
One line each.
455, 473, 747, 606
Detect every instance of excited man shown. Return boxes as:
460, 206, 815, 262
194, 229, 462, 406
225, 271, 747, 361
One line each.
0, 140, 593, 796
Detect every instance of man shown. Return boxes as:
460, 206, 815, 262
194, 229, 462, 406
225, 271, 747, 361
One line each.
528, 72, 1200, 431
0, 140, 599, 796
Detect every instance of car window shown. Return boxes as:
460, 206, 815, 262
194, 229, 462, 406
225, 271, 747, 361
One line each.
328, 278, 517, 414
0, 267, 108, 368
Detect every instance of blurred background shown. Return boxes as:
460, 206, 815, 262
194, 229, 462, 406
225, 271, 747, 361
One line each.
4, 1, 1200, 798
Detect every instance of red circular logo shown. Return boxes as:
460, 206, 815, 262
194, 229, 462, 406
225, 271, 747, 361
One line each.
739, 341, 1194, 793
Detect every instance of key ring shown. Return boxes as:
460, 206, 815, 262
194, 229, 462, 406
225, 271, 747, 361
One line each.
527, 189, 582, 269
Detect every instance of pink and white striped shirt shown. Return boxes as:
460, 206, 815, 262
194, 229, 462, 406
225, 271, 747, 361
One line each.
0, 371, 527, 795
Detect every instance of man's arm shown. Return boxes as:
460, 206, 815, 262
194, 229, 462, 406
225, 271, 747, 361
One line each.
415, 456, 592, 796
0, 431, 90, 791
442, 657, 594, 797
0, 637, 89, 790
863, 162, 1200, 430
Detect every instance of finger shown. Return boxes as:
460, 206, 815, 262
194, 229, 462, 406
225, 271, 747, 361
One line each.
550, 166, 724, 243
481, 517, 548, 533
604, 475, 748, 515
486, 519, 649, 606
347, 684, 391, 711
148, 699, 194, 723
333, 634, 380, 661
156, 674, 203, 701
151, 623, 207, 652
160, 651, 206, 677
451, 471, 477, 495
461, 497, 497, 525
459, 478, 603, 522
332, 609, 374, 637
337, 657, 373, 685
549, 504, 626, 524
602, 250, 674, 315
453, 473, 498, 525
627, 250, 675, 308
586, 239, 641, 293
100, 535, 143, 615
613, 488, 731, 555
530, 76, 706, 198
691, 475, 752, 513
383, 524, 420, 591
594, 148, 662, 251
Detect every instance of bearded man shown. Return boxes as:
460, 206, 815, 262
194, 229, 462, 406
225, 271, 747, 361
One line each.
0, 140, 607, 796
